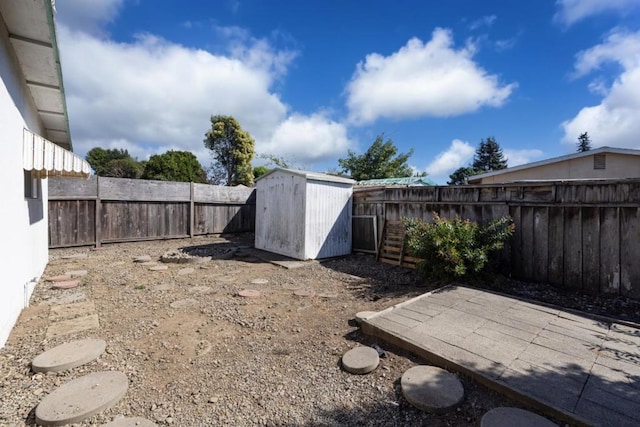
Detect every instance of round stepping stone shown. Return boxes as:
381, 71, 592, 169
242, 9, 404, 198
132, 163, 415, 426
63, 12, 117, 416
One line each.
47, 274, 72, 282
151, 284, 173, 292
51, 280, 80, 290
103, 416, 157, 426
32, 339, 106, 373
133, 256, 152, 263
35, 371, 128, 426
238, 289, 261, 298
188, 286, 213, 294
281, 283, 302, 291
481, 407, 558, 427
355, 311, 377, 325
401, 366, 464, 413
66, 270, 88, 278
342, 346, 380, 374
169, 298, 198, 309
293, 289, 315, 297
139, 261, 157, 267
251, 278, 269, 285
149, 265, 168, 271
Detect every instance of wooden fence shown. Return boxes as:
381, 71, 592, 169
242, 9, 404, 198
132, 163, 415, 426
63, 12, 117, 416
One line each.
353, 180, 640, 298
48, 176, 256, 247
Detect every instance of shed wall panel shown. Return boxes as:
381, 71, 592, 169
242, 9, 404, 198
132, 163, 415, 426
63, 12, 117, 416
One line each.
305, 180, 352, 259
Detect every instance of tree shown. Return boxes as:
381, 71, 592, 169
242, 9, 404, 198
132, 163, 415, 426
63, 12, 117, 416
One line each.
338, 134, 413, 180
472, 137, 508, 172
85, 147, 142, 178
204, 115, 255, 186
577, 132, 592, 152
448, 166, 480, 185
252, 165, 269, 180
141, 150, 207, 183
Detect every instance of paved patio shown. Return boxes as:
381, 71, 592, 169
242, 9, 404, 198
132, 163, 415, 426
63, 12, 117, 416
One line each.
360, 286, 640, 427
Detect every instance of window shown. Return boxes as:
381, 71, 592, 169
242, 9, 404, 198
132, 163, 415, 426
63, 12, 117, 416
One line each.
24, 170, 40, 199
593, 154, 606, 170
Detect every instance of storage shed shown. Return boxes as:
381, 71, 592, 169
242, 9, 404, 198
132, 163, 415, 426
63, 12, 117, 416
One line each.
255, 168, 354, 260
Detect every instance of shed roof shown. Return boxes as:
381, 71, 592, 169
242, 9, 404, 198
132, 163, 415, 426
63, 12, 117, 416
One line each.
255, 167, 355, 185
0, 0, 72, 150
468, 146, 640, 184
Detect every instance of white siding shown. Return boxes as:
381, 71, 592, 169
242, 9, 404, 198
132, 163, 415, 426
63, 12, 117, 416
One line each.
0, 17, 49, 347
305, 180, 352, 259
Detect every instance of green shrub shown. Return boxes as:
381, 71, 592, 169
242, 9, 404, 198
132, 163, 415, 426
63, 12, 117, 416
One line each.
403, 213, 514, 281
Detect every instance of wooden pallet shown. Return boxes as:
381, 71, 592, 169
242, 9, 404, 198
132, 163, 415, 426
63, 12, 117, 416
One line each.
377, 220, 422, 269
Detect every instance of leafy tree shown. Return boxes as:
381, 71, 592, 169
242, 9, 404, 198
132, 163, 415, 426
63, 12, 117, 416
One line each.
448, 166, 480, 185
204, 115, 255, 186
252, 165, 270, 180
577, 132, 592, 152
338, 134, 413, 180
141, 150, 207, 183
258, 153, 299, 169
86, 147, 141, 177
472, 137, 508, 172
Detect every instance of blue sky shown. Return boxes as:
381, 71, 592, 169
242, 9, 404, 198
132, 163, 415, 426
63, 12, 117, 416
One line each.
55, 0, 640, 183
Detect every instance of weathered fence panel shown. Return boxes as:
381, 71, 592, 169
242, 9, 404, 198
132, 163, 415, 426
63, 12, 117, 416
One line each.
353, 180, 640, 297
49, 176, 255, 247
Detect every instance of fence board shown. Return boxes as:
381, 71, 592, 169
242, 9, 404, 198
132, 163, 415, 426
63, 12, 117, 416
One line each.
521, 207, 534, 280
532, 207, 549, 283
600, 207, 620, 294
563, 207, 582, 290
582, 207, 600, 294
621, 207, 640, 298
548, 207, 564, 287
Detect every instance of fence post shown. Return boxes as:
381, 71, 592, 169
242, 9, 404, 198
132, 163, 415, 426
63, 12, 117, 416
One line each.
189, 182, 195, 238
94, 175, 101, 248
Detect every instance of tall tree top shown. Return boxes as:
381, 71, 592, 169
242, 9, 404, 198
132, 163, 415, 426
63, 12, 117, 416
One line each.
472, 137, 508, 172
204, 115, 255, 186
577, 132, 592, 152
338, 134, 414, 181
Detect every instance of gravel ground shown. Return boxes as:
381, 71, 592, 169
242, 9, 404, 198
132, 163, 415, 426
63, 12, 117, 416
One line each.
3, 233, 628, 426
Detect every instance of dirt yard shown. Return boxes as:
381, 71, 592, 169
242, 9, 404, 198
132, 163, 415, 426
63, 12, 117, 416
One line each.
2, 234, 561, 426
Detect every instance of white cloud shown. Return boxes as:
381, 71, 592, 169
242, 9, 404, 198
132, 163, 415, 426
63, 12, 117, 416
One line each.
468, 15, 497, 31
345, 28, 516, 125
554, 0, 640, 27
562, 29, 640, 149
57, 22, 352, 169
425, 139, 475, 183
503, 149, 544, 167
55, 0, 124, 36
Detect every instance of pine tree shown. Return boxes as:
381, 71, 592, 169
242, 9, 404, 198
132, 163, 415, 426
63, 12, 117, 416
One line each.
577, 132, 592, 152
472, 137, 508, 172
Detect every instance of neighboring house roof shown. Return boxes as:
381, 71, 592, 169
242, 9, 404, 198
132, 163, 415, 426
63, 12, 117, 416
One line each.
355, 176, 437, 186
468, 146, 640, 184
0, 0, 72, 151
255, 167, 355, 185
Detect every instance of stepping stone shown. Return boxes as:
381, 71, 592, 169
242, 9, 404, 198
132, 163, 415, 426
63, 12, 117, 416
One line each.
318, 293, 338, 299
293, 289, 315, 297
49, 301, 95, 322
170, 298, 198, 309
151, 284, 174, 292
281, 283, 302, 291
481, 407, 558, 427
133, 256, 152, 263
32, 339, 106, 373
188, 286, 213, 294
238, 289, 261, 298
46, 314, 100, 338
66, 270, 88, 277
61, 253, 88, 260
149, 265, 168, 271
36, 371, 128, 426
342, 346, 380, 374
178, 267, 195, 275
355, 311, 377, 325
51, 280, 81, 290
139, 261, 157, 267
401, 366, 464, 414
47, 274, 72, 282
46, 292, 86, 305
103, 416, 157, 426
251, 279, 269, 285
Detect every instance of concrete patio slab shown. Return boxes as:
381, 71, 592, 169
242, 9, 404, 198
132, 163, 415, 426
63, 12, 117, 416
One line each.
361, 285, 640, 427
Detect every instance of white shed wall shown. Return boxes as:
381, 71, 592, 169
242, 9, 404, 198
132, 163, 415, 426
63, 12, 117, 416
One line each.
304, 180, 352, 259
255, 172, 307, 259
0, 20, 49, 347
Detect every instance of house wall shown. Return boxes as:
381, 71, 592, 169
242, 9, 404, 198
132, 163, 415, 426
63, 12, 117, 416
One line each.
0, 17, 49, 347
305, 180, 352, 259
255, 171, 307, 259
476, 153, 640, 184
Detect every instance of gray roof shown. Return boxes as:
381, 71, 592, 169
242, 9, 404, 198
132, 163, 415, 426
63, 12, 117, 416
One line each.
469, 146, 640, 182
255, 167, 355, 185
